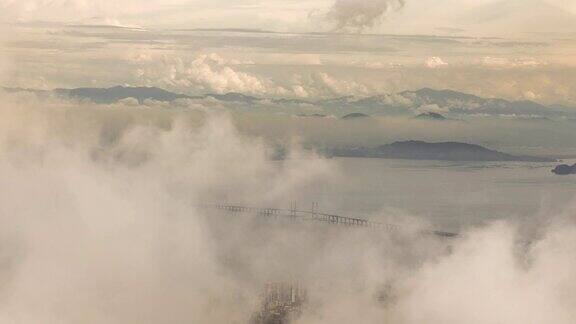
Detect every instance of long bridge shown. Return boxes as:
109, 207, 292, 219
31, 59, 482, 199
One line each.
199, 203, 459, 323
201, 203, 458, 324
198, 203, 458, 238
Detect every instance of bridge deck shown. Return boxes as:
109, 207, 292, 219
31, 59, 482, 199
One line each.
199, 204, 458, 238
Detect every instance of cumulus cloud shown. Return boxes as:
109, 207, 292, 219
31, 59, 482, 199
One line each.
326, 0, 406, 32
134, 54, 272, 95
292, 72, 373, 97
132, 53, 379, 98
425, 56, 449, 68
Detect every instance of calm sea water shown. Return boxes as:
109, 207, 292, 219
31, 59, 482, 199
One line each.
295, 158, 576, 232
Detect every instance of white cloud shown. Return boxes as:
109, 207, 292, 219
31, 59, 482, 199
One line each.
481, 56, 548, 69
425, 56, 449, 68
132, 53, 379, 98
286, 72, 374, 98
135, 54, 272, 95
312, 72, 372, 96
347, 60, 403, 69
415, 104, 450, 114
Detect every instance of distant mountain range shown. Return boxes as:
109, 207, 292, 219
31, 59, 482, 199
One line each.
54, 86, 192, 104
54, 86, 264, 105
3, 85, 575, 119
400, 88, 570, 117
331, 140, 556, 162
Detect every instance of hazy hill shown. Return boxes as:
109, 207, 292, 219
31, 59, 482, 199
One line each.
332, 140, 556, 162
552, 163, 576, 175
414, 112, 448, 120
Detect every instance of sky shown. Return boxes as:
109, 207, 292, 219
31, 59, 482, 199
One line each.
2, 0, 576, 104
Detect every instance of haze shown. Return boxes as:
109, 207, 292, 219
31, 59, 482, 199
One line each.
1, 1, 576, 323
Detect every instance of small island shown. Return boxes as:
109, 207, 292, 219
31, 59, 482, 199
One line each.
414, 112, 447, 120
331, 140, 556, 162
552, 163, 576, 175
341, 113, 370, 120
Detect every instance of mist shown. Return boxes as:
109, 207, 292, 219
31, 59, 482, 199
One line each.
0, 86, 574, 323
4, 91, 576, 157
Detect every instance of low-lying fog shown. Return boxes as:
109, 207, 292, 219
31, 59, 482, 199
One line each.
1, 91, 576, 323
